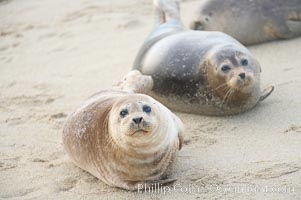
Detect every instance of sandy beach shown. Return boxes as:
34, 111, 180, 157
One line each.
1, 0, 301, 199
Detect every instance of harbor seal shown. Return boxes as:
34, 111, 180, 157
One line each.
63, 72, 184, 191
133, 0, 274, 115
190, 0, 301, 45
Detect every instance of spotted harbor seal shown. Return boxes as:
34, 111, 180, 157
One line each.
63, 71, 184, 190
133, 0, 274, 116
190, 0, 301, 45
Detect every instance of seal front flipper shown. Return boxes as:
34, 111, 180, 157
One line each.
113, 70, 154, 94
259, 85, 274, 102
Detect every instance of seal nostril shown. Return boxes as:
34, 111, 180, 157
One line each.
191, 21, 203, 30
239, 72, 246, 79
133, 117, 143, 124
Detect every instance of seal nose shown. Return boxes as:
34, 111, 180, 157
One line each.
239, 72, 246, 79
190, 21, 203, 30
133, 117, 143, 124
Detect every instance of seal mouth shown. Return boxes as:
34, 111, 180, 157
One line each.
228, 81, 254, 96
237, 82, 250, 88
130, 129, 149, 136
229, 78, 252, 90
237, 80, 253, 89
230, 85, 249, 93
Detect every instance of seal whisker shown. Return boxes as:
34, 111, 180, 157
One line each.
226, 89, 235, 104
221, 87, 232, 106
214, 83, 228, 91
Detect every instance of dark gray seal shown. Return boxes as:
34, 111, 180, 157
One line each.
190, 0, 301, 45
133, 0, 274, 116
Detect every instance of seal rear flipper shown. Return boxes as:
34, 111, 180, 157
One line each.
259, 85, 274, 102
154, 0, 181, 24
286, 11, 301, 36
154, 1, 166, 26
152, 0, 184, 33
286, 20, 301, 36
133, 0, 184, 70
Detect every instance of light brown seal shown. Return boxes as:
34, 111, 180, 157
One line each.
133, 0, 274, 116
63, 71, 184, 190
190, 0, 301, 45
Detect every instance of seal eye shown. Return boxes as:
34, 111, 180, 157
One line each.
221, 65, 231, 72
120, 109, 128, 118
143, 105, 151, 113
241, 59, 248, 66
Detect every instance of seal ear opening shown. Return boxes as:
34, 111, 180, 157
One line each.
259, 85, 274, 102
201, 59, 211, 73
253, 59, 262, 72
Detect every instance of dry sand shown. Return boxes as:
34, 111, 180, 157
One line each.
0, 0, 301, 199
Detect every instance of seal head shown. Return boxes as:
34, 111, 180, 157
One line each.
109, 96, 164, 150
205, 45, 261, 105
